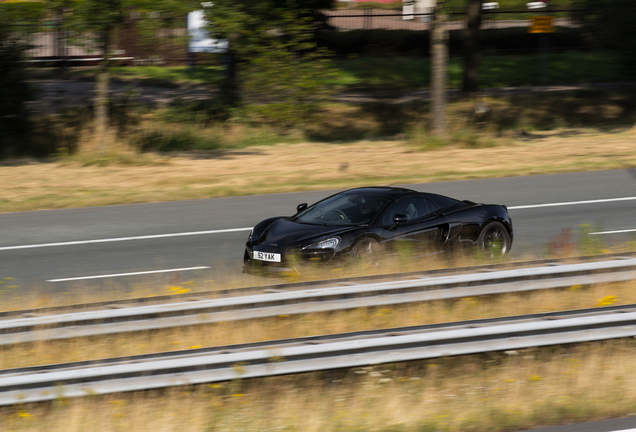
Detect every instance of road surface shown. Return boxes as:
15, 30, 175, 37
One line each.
0, 169, 635, 294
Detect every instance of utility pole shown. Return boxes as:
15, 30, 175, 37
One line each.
430, 1, 448, 137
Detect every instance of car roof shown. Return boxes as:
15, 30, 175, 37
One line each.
342, 187, 462, 204
341, 186, 419, 200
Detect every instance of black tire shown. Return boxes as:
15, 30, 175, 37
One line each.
351, 238, 382, 268
477, 221, 511, 257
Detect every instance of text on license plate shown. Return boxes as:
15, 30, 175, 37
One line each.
253, 251, 281, 262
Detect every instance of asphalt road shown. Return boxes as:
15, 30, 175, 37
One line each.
520, 417, 636, 432
1, 169, 635, 294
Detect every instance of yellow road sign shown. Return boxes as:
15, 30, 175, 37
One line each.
529, 16, 555, 33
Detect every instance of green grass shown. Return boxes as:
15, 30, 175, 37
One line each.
109, 65, 225, 85
332, 52, 625, 89
40, 65, 225, 86
45, 51, 626, 91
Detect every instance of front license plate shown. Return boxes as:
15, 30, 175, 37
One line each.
253, 251, 281, 263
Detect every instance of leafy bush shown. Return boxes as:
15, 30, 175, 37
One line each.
207, 0, 339, 130
0, 1, 48, 27
161, 98, 235, 125
107, 92, 145, 133
242, 47, 336, 128
134, 130, 224, 152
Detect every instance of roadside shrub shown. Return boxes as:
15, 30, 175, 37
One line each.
108, 92, 144, 134
242, 48, 337, 128
134, 130, 224, 152
162, 98, 235, 125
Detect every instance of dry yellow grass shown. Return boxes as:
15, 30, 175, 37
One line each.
3, 339, 636, 432
1, 129, 635, 213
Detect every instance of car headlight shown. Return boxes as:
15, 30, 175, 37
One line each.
247, 228, 254, 242
303, 237, 340, 250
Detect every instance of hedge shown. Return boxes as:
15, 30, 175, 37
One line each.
316, 27, 591, 57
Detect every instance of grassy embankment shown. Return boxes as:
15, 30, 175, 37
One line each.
2, 125, 635, 213
13, 52, 634, 212
13, 53, 632, 211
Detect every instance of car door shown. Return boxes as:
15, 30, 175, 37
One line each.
380, 196, 449, 256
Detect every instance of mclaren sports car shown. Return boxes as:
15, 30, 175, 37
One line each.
243, 187, 513, 275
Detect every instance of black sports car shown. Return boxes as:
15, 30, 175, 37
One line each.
243, 187, 513, 275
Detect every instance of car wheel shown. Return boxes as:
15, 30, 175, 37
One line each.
351, 238, 382, 267
477, 221, 511, 257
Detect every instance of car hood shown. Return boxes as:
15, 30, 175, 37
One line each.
257, 218, 356, 248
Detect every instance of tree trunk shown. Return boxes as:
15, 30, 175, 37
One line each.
94, 65, 109, 154
431, 7, 448, 137
94, 28, 111, 154
222, 46, 240, 107
462, 0, 483, 95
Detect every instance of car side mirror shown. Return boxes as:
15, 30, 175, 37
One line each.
388, 213, 409, 231
296, 203, 308, 213
393, 213, 409, 224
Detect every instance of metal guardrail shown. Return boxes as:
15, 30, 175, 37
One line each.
2, 257, 636, 346
2, 304, 636, 406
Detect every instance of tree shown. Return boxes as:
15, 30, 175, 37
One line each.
579, 0, 636, 77
0, 19, 34, 156
66, 0, 198, 152
70, 0, 126, 153
205, 0, 337, 128
462, 0, 483, 95
431, 6, 448, 136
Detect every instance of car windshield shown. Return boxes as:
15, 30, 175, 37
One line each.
291, 194, 390, 226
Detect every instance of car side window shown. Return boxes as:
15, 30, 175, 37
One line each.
427, 194, 457, 210
382, 197, 431, 226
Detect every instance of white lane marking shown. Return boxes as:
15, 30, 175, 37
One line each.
509, 196, 636, 210
48, 266, 210, 282
591, 228, 636, 235
0, 228, 253, 251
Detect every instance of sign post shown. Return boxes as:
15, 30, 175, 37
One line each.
528, 15, 555, 85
